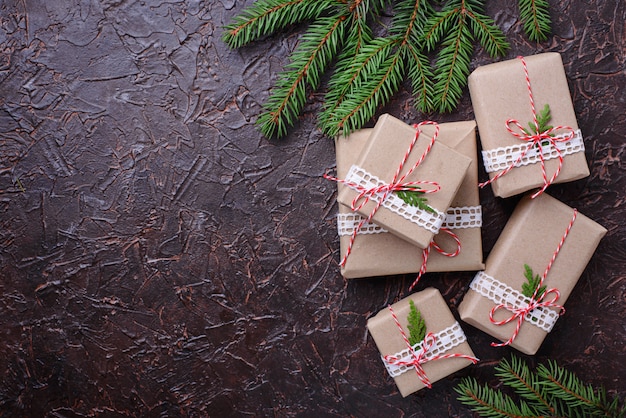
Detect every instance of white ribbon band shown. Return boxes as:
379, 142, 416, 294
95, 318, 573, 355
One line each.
469, 271, 560, 332
383, 321, 468, 378
337, 206, 482, 237
481, 129, 584, 173
343, 164, 446, 234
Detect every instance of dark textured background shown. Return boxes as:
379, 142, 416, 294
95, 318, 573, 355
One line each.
0, 0, 624, 416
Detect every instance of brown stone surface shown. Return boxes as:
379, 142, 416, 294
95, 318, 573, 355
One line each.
0, 0, 623, 416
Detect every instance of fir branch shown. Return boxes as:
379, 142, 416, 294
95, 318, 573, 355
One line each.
222, 0, 335, 48
457, 356, 626, 418
538, 360, 626, 418
396, 186, 437, 214
430, 11, 474, 112
320, 36, 403, 136
424, 0, 509, 113
318, 14, 374, 134
407, 300, 427, 346
518, 0, 551, 42
522, 103, 554, 136
521, 264, 546, 299
495, 356, 554, 416
257, 15, 348, 138
455, 377, 532, 418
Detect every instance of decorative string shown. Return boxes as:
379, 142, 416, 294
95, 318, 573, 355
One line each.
489, 209, 578, 347
325, 122, 441, 266
478, 56, 576, 198
383, 305, 478, 389
408, 228, 461, 292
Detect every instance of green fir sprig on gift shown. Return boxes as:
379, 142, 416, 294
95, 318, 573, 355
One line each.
222, 0, 552, 139
521, 264, 546, 299
518, 0, 551, 42
456, 355, 626, 418
407, 300, 427, 346
522, 103, 554, 136
397, 186, 437, 214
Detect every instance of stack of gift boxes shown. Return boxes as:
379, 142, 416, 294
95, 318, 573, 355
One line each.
326, 53, 607, 397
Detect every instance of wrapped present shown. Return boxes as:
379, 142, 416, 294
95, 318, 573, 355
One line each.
335, 114, 472, 251
458, 193, 607, 355
367, 288, 478, 397
468, 53, 589, 198
335, 122, 484, 279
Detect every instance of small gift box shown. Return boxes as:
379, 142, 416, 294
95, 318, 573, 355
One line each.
458, 193, 607, 355
468, 53, 589, 198
367, 288, 478, 397
336, 114, 472, 250
335, 122, 484, 279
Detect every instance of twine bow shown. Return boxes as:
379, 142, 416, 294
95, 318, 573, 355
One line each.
479, 56, 575, 198
489, 209, 578, 347
325, 121, 441, 267
384, 305, 478, 389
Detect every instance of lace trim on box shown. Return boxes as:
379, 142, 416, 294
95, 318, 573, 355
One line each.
343, 165, 446, 234
337, 205, 482, 237
443, 206, 482, 229
469, 271, 560, 332
383, 322, 468, 378
481, 129, 584, 173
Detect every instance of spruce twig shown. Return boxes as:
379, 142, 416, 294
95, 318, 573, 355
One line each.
397, 186, 437, 214
407, 300, 427, 346
456, 356, 626, 418
518, 0, 551, 42
223, 0, 544, 138
521, 264, 546, 299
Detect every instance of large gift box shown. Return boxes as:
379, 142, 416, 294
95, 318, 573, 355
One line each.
468, 53, 589, 198
367, 288, 477, 397
458, 193, 606, 355
336, 114, 472, 249
335, 122, 484, 278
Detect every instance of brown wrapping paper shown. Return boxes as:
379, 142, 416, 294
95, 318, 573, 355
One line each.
336, 122, 484, 278
367, 288, 476, 397
336, 114, 472, 249
468, 53, 589, 198
458, 193, 607, 355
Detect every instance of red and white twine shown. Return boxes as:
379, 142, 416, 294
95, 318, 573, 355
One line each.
489, 209, 578, 347
478, 56, 576, 198
325, 122, 441, 267
408, 228, 461, 292
384, 305, 478, 389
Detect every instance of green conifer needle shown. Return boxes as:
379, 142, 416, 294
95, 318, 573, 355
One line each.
407, 300, 427, 346
397, 186, 437, 214
521, 264, 546, 299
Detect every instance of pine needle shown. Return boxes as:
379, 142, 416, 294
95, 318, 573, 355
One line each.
518, 0, 551, 42
407, 300, 427, 346
457, 356, 626, 418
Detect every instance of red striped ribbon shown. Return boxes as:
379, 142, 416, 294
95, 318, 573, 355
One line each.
478, 56, 576, 198
384, 305, 478, 389
325, 122, 441, 267
489, 209, 578, 347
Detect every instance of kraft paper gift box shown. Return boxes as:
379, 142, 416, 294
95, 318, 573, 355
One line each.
458, 193, 606, 355
336, 114, 472, 250
468, 52, 589, 198
367, 288, 477, 397
335, 122, 484, 278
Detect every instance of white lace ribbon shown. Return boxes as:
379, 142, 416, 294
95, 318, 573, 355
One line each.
337, 206, 481, 237
469, 271, 560, 332
383, 322, 468, 378
343, 165, 445, 234
481, 129, 584, 173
